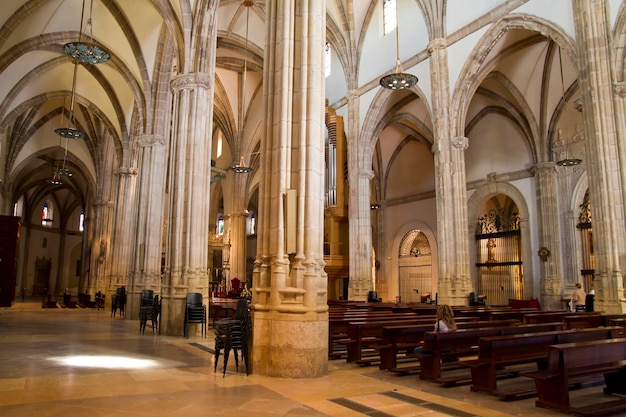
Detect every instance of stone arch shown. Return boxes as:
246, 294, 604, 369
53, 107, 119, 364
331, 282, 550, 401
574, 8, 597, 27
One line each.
359, 87, 432, 170
467, 181, 533, 298
450, 13, 577, 140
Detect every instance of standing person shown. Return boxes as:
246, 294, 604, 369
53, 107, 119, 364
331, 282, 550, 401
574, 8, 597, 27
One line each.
571, 283, 586, 311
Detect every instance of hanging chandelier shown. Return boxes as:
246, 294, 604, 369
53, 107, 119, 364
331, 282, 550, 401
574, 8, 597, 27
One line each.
64, 0, 110, 65
555, 46, 581, 167
55, 60, 85, 139
379, 1, 417, 90
232, 1, 254, 174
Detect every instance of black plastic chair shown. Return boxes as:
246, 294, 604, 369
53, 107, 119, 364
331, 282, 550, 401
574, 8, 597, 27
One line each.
140, 295, 160, 335
111, 287, 127, 318
184, 292, 206, 338
214, 315, 249, 376
469, 292, 485, 306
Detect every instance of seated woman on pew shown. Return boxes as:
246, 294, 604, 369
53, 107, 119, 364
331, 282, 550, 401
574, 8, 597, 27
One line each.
434, 304, 457, 332
414, 304, 457, 353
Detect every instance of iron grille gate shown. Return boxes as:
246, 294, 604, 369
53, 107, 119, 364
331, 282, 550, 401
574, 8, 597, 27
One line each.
475, 208, 523, 306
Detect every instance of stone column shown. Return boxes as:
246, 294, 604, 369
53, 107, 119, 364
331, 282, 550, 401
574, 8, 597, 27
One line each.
107, 167, 138, 300
87, 199, 114, 294
162, 73, 214, 335
348, 167, 375, 300
252, 0, 328, 378
533, 162, 563, 309
573, 0, 625, 312
128, 134, 167, 318
229, 172, 250, 287
429, 38, 472, 305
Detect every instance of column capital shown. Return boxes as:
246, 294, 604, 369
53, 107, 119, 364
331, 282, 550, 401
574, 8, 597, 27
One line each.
532, 161, 557, 175
357, 169, 375, 180
427, 38, 447, 54
614, 81, 626, 97
230, 210, 249, 218
451, 136, 469, 150
94, 199, 114, 208
115, 166, 138, 176
346, 89, 359, 103
137, 134, 165, 147
170, 73, 212, 91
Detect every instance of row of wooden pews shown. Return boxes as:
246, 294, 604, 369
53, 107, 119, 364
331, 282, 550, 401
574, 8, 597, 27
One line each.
328, 302, 626, 417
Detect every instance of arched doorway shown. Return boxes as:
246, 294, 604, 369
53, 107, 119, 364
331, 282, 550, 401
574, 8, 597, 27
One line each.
475, 195, 523, 306
398, 230, 433, 304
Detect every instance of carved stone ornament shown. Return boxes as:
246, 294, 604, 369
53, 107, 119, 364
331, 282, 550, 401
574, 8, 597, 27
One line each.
427, 38, 447, 54
170, 73, 212, 91
137, 135, 165, 147
452, 136, 469, 150
538, 246, 550, 262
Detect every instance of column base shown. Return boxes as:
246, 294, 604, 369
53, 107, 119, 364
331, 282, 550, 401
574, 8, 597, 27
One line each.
251, 310, 328, 378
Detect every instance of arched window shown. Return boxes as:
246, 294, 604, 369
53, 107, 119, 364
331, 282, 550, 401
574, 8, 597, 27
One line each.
79, 211, 85, 231
325, 43, 331, 78
217, 214, 224, 235
247, 211, 256, 235
41, 201, 53, 227
383, 0, 397, 35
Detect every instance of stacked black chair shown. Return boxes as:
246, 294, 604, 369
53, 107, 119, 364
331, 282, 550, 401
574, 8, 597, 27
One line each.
138, 290, 155, 334
140, 294, 160, 335
214, 299, 250, 376
184, 292, 207, 338
111, 287, 127, 318
95, 291, 105, 310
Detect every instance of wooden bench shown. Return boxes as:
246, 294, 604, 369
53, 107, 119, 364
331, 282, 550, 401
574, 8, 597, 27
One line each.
376, 319, 533, 373
461, 327, 622, 400
562, 313, 604, 329
328, 312, 425, 358
418, 327, 503, 384
523, 338, 626, 417
344, 318, 440, 363
522, 311, 591, 324
417, 323, 566, 386
606, 318, 626, 338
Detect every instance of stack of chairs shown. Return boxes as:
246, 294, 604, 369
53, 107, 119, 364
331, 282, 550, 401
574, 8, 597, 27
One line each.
95, 291, 105, 310
184, 292, 207, 338
214, 299, 250, 376
139, 290, 160, 334
111, 287, 127, 318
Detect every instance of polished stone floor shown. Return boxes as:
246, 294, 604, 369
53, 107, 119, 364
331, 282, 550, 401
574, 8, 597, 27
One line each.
0, 301, 620, 417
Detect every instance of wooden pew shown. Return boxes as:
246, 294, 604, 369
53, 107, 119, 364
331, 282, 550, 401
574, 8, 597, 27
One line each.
328, 312, 425, 358
522, 311, 586, 324
523, 338, 626, 417
343, 315, 485, 364
417, 323, 566, 386
562, 313, 604, 329
606, 318, 626, 337
418, 327, 503, 384
377, 319, 520, 372
462, 327, 621, 400
344, 318, 439, 363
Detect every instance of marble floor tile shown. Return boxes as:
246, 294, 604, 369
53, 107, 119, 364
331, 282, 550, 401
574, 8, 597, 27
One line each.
0, 302, 602, 417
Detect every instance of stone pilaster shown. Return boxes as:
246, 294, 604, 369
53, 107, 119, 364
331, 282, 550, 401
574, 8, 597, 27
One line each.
348, 168, 375, 301
229, 171, 250, 286
163, 72, 214, 335
128, 135, 167, 318
429, 38, 471, 305
252, 0, 328, 378
87, 199, 114, 295
533, 162, 563, 309
107, 167, 138, 300
573, 0, 625, 312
